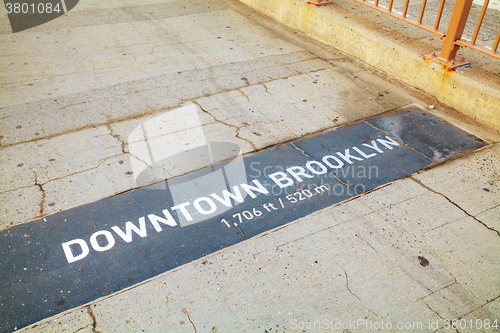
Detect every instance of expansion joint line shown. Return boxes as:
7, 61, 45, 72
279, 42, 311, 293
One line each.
0, 56, 325, 152
362, 121, 433, 163
410, 177, 500, 237
457, 294, 500, 321
418, 280, 457, 302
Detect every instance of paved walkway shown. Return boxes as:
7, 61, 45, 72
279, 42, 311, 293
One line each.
1, 0, 499, 332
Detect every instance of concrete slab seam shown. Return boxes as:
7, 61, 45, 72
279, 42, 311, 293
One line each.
362, 120, 434, 163
1, 54, 330, 149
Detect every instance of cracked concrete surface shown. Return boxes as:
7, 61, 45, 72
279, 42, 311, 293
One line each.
0, 0, 426, 230
413, 145, 500, 235
18, 149, 500, 331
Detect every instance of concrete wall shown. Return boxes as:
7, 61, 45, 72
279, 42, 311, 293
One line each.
236, 0, 500, 131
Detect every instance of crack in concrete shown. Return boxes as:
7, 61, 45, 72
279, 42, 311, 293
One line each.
357, 235, 384, 263
106, 124, 153, 170
193, 100, 257, 150
413, 265, 458, 300
86, 306, 101, 333
410, 177, 500, 237
182, 308, 197, 333
423, 300, 444, 319
233, 223, 247, 239
275, 227, 329, 249
444, 267, 459, 285
343, 270, 380, 317
103, 172, 118, 192
39, 154, 124, 188
237, 88, 250, 102
0, 57, 343, 151
344, 270, 361, 302
284, 59, 333, 75
73, 324, 92, 333
419, 280, 458, 302
261, 83, 273, 97
89, 61, 104, 84
259, 182, 406, 250
34, 172, 46, 217
130, 22, 161, 52
324, 114, 339, 125
235, 127, 257, 151
474, 203, 500, 219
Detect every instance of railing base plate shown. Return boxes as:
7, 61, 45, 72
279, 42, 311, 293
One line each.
424, 52, 470, 71
307, 0, 333, 6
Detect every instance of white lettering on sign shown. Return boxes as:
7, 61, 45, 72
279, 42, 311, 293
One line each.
148, 210, 177, 232
322, 155, 344, 169
90, 230, 116, 251
268, 172, 294, 188
60, 179, 269, 263
61, 135, 401, 263
210, 186, 244, 207
362, 140, 384, 153
336, 149, 364, 164
376, 136, 400, 149
61, 239, 89, 263
240, 180, 269, 198
112, 218, 148, 243
352, 147, 377, 159
305, 161, 328, 175
171, 202, 193, 221
193, 197, 217, 215
286, 166, 314, 182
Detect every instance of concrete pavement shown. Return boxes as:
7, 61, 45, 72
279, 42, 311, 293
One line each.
235, 0, 500, 131
1, 0, 499, 332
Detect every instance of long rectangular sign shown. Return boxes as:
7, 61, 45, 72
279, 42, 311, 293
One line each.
0, 108, 486, 332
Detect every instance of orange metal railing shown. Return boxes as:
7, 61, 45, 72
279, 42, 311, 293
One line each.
310, 0, 500, 69
453, 0, 500, 60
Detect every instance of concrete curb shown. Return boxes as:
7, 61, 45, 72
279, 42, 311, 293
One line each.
235, 0, 500, 131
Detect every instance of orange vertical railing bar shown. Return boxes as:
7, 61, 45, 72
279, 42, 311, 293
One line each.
493, 28, 500, 52
388, 0, 394, 11
434, 0, 446, 30
418, 0, 428, 23
470, 0, 489, 44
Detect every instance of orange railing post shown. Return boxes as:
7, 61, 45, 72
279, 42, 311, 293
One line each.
351, 0, 500, 67
424, 0, 473, 69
